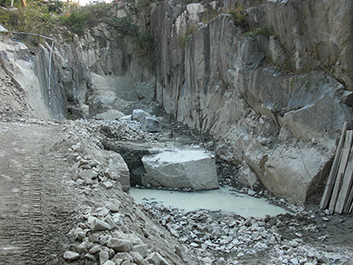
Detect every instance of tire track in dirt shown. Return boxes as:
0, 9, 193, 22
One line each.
0, 121, 78, 264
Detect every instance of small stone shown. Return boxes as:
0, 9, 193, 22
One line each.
102, 261, 116, 265
134, 244, 150, 258
104, 215, 117, 229
106, 200, 121, 212
102, 181, 113, 189
78, 170, 98, 184
247, 190, 256, 196
107, 238, 133, 252
145, 252, 168, 265
190, 242, 199, 248
99, 234, 112, 246
202, 257, 214, 264
290, 258, 299, 265
97, 207, 110, 217
76, 179, 85, 185
63, 250, 80, 261
78, 241, 89, 253
318, 255, 330, 264
130, 251, 145, 265
74, 227, 87, 240
90, 217, 112, 231
89, 245, 102, 254
254, 242, 268, 250
99, 250, 109, 265
85, 253, 96, 261
71, 143, 81, 151
113, 252, 133, 262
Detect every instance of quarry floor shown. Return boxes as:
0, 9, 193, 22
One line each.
0, 116, 352, 264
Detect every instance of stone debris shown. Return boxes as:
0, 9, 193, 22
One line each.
95, 109, 125, 121
89, 217, 112, 231
107, 238, 133, 252
99, 249, 110, 265
132, 109, 151, 122
63, 250, 80, 261
102, 181, 113, 189
145, 252, 169, 265
138, 199, 352, 265
141, 115, 162, 132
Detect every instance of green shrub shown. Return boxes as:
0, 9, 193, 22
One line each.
109, 15, 139, 36
201, 9, 219, 24
59, 9, 87, 36
48, 1, 63, 14
138, 31, 154, 56
0, 10, 11, 25
178, 24, 199, 48
228, 10, 247, 29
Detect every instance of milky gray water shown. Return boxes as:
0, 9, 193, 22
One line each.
130, 186, 288, 218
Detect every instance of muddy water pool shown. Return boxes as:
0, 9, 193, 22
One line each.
130, 186, 288, 218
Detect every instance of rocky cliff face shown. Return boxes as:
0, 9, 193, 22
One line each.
0, 2, 156, 120
151, 0, 353, 205
0, 39, 66, 119
1, 0, 352, 205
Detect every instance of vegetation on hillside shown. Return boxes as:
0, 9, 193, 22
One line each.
0, 0, 154, 55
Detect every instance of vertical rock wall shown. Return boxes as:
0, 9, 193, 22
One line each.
151, 0, 353, 205
0, 39, 66, 120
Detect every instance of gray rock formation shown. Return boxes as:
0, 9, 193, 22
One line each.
150, 1, 353, 204
142, 150, 219, 190
0, 39, 66, 119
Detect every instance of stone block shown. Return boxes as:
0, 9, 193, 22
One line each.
141, 116, 161, 132
141, 150, 219, 190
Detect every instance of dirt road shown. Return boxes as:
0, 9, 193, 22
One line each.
0, 120, 79, 264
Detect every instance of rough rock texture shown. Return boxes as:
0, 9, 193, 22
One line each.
142, 150, 219, 190
0, 39, 66, 119
2, 0, 352, 205
247, 0, 353, 90
150, 1, 353, 204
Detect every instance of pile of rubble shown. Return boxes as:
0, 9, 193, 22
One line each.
142, 201, 352, 265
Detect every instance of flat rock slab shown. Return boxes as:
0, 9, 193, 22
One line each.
141, 150, 219, 190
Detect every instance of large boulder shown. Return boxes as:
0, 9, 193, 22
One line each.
141, 150, 219, 190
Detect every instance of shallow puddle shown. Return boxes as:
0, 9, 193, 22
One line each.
130, 186, 288, 218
